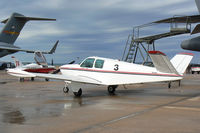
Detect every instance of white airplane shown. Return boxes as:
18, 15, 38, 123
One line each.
7, 51, 193, 97
7, 51, 56, 81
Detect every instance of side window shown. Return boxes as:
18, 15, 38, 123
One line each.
95, 59, 104, 68
80, 58, 95, 68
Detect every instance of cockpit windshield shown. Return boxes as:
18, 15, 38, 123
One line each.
80, 58, 95, 68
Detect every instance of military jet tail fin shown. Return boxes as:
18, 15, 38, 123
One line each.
0, 12, 56, 45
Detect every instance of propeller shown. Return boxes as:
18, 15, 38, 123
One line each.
52, 60, 76, 74
68, 60, 75, 64
52, 69, 60, 74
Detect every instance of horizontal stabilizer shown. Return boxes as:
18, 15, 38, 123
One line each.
148, 51, 179, 74
1, 16, 56, 24
15, 16, 56, 21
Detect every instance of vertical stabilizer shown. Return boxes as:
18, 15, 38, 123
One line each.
170, 53, 193, 75
11, 56, 22, 68
0, 13, 26, 44
0, 12, 56, 45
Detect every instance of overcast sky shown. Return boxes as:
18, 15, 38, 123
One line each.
0, 0, 200, 64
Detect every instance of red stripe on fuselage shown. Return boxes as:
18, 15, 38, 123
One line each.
24, 68, 55, 73
60, 67, 182, 77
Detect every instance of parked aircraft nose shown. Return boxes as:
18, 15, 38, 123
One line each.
181, 36, 200, 51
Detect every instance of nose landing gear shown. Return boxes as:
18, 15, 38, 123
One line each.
63, 86, 69, 93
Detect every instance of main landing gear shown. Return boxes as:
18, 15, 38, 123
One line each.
63, 86, 82, 97
73, 88, 82, 97
168, 80, 181, 89
107, 85, 118, 95
63, 81, 82, 97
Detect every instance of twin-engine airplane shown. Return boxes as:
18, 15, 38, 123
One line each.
0, 12, 57, 58
7, 51, 193, 97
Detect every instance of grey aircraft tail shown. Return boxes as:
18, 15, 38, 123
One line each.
0, 12, 56, 45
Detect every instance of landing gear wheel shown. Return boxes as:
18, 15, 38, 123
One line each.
73, 88, 82, 97
20, 78, 24, 82
63, 87, 69, 93
31, 77, 34, 81
168, 82, 171, 89
108, 85, 118, 95
178, 80, 181, 87
45, 78, 49, 81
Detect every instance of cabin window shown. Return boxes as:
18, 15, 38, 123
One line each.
95, 59, 104, 68
80, 58, 95, 68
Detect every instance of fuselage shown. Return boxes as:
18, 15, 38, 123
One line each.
60, 56, 182, 85
21, 63, 55, 73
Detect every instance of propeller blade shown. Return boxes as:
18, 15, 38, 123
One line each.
68, 60, 75, 64
52, 69, 60, 74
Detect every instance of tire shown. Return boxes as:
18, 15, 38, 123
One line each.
73, 88, 82, 97
20, 78, 24, 82
107, 85, 117, 95
178, 80, 181, 87
31, 77, 34, 81
63, 87, 69, 93
168, 82, 171, 89
45, 78, 49, 81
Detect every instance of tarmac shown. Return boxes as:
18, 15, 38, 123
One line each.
0, 70, 200, 133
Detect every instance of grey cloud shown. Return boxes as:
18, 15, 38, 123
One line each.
0, 0, 199, 64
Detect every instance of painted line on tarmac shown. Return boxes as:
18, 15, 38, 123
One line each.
164, 106, 200, 111
188, 96, 200, 101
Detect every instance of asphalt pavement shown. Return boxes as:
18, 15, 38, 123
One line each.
0, 70, 200, 133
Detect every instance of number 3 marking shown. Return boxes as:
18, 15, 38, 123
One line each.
114, 64, 119, 71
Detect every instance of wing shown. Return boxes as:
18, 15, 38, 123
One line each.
0, 46, 41, 53
0, 40, 58, 54
7, 69, 102, 85
34, 73, 102, 85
